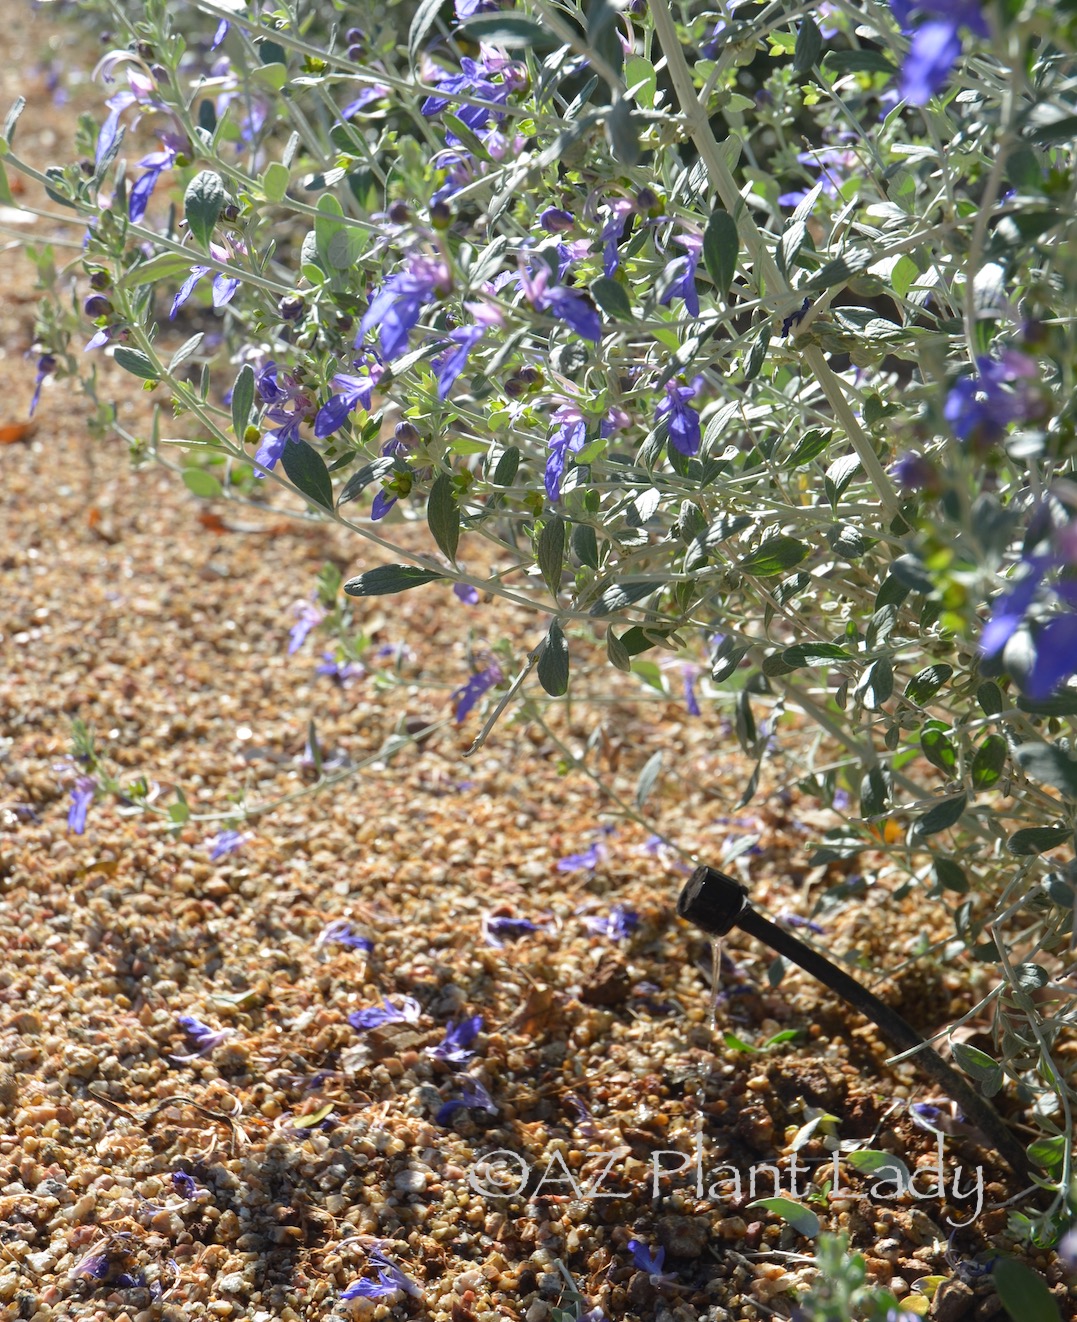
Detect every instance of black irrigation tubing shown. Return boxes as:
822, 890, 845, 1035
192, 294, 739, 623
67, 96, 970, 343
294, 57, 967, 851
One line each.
677, 865, 1032, 1185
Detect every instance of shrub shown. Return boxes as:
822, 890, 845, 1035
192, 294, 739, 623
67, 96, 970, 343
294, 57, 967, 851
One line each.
5, 0, 1077, 1256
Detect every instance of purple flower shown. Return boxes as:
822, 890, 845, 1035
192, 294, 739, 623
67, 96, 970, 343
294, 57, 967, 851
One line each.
945, 350, 1041, 446
777, 912, 826, 935
29, 352, 56, 416
341, 85, 391, 116
1058, 1227, 1077, 1272
782, 297, 812, 336
453, 583, 480, 605
288, 599, 325, 653
68, 776, 96, 834
557, 841, 605, 872
544, 404, 589, 503
482, 913, 545, 947
314, 364, 383, 438
436, 1074, 499, 1123
371, 489, 398, 521
348, 997, 422, 1031
890, 1, 990, 105
368, 1249, 422, 1299
426, 1014, 483, 1062
434, 324, 486, 400
71, 1251, 112, 1281
682, 663, 701, 716
315, 652, 366, 685
890, 450, 938, 492
582, 903, 640, 940
250, 360, 316, 473
359, 254, 451, 360
169, 241, 242, 318
520, 266, 602, 342
659, 233, 702, 318
980, 562, 1045, 658
627, 1239, 675, 1281
778, 146, 857, 207
128, 135, 183, 222
211, 19, 230, 49
1025, 616, 1077, 700
171, 1171, 199, 1199
452, 663, 503, 722
205, 829, 248, 861
341, 1276, 403, 1301
317, 920, 374, 952
656, 376, 704, 457
601, 198, 635, 276
540, 207, 575, 232
172, 1014, 235, 1061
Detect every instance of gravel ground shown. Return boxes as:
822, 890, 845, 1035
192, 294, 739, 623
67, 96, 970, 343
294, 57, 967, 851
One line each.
1, 9, 1075, 1322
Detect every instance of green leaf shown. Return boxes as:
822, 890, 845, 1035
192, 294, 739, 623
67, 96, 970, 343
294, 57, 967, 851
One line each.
492, 446, 519, 486
589, 580, 654, 616
793, 16, 823, 75
977, 680, 1005, 715
844, 1150, 912, 1186
0, 159, 15, 205
703, 208, 739, 299
409, 0, 445, 65
1026, 1133, 1066, 1173
337, 457, 399, 507
912, 792, 967, 838
459, 13, 552, 46
788, 427, 832, 467
537, 619, 569, 696
168, 333, 203, 373
182, 468, 222, 499
636, 749, 663, 810
781, 643, 852, 668
933, 857, 968, 893
743, 323, 770, 380
607, 630, 631, 672
571, 523, 599, 569
860, 766, 888, 818
280, 439, 334, 510
427, 472, 460, 563
586, 0, 623, 75
344, 565, 446, 597
992, 1258, 1061, 1322
747, 1197, 819, 1238
971, 734, 1008, 791
184, 170, 226, 250
822, 49, 895, 75
805, 249, 873, 292
858, 658, 893, 710
1006, 825, 1070, 856
121, 251, 206, 289
606, 97, 640, 166
891, 554, 935, 595
231, 363, 255, 440
538, 515, 566, 597
738, 537, 809, 576
589, 275, 631, 320
3, 95, 25, 146
905, 663, 952, 706
623, 54, 656, 107
113, 347, 158, 381
951, 1042, 1004, 1095
1014, 742, 1077, 798
723, 1031, 759, 1054
920, 726, 957, 773
618, 626, 672, 656
262, 161, 289, 202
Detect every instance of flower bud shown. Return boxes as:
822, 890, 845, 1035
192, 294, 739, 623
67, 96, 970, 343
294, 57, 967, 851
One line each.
89, 270, 112, 291
388, 201, 410, 224
394, 421, 420, 447
635, 187, 663, 217
347, 44, 364, 61
222, 203, 240, 222
429, 199, 453, 230
345, 27, 364, 44
84, 295, 113, 318
37, 353, 57, 373
539, 207, 574, 233
136, 41, 155, 60
278, 294, 306, 322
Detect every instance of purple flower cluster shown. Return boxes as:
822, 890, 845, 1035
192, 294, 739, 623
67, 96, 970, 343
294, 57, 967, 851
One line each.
656, 376, 704, 456
359, 253, 452, 361
251, 361, 316, 473
944, 349, 1042, 447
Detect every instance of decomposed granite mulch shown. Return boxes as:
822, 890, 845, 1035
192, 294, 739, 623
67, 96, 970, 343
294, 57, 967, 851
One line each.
1, 9, 1074, 1322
